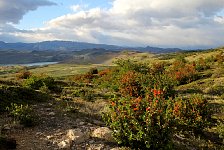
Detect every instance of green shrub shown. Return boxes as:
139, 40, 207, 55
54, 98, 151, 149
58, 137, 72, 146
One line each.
195, 58, 210, 71
206, 85, 224, 96
89, 68, 98, 75
0, 86, 50, 111
22, 76, 43, 89
73, 87, 95, 101
173, 95, 211, 134
6, 103, 37, 127
22, 76, 60, 92
217, 120, 224, 143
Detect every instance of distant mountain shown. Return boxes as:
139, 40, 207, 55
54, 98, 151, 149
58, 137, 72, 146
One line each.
0, 41, 182, 53
0, 41, 123, 51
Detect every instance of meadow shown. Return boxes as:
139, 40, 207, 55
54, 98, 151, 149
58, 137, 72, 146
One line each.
0, 48, 223, 149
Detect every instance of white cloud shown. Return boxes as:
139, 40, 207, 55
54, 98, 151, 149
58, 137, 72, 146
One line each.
1, 0, 224, 48
70, 5, 81, 12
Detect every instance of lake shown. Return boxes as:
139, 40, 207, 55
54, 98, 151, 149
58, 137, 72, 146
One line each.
0, 62, 58, 67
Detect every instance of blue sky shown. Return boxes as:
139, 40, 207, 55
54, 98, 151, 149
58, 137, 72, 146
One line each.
0, 0, 224, 49
16, 0, 112, 29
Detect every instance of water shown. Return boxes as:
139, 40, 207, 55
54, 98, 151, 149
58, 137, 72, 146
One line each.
0, 62, 58, 67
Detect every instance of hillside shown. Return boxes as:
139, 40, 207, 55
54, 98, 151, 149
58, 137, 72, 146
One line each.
0, 48, 223, 149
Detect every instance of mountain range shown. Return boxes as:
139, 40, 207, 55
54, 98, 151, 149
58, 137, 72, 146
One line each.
0, 41, 181, 53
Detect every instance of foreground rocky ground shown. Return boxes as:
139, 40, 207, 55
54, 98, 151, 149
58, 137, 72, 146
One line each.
0, 98, 124, 150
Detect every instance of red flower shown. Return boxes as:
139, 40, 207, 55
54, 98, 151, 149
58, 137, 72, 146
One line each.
146, 107, 150, 111
111, 102, 116, 106
134, 107, 139, 111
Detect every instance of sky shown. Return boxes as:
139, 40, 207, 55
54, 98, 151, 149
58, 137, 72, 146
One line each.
0, 0, 224, 49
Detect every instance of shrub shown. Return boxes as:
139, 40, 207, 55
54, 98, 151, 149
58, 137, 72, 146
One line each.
114, 59, 149, 74
22, 76, 59, 92
168, 60, 199, 85
217, 120, 224, 143
173, 95, 211, 134
150, 62, 166, 75
205, 85, 224, 96
88, 68, 98, 75
6, 103, 37, 127
215, 52, 224, 65
73, 87, 95, 101
23, 76, 43, 90
16, 69, 32, 79
98, 68, 111, 77
195, 58, 210, 71
0, 86, 49, 111
119, 71, 142, 97
73, 73, 95, 84
103, 94, 211, 149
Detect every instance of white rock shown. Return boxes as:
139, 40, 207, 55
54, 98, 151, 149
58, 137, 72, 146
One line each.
47, 135, 53, 140
91, 127, 114, 142
79, 122, 85, 125
66, 129, 89, 144
48, 112, 55, 116
58, 139, 71, 149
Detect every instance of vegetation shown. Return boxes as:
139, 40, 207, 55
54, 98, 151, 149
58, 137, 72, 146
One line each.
0, 48, 224, 149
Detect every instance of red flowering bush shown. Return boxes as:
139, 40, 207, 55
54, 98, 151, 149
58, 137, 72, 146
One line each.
73, 72, 95, 83
103, 94, 211, 149
101, 59, 211, 149
119, 71, 142, 97
168, 60, 199, 85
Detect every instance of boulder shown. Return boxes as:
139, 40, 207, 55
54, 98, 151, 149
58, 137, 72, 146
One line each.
66, 129, 89, 144
58, 139, 70, 149
91, 127, 114, 142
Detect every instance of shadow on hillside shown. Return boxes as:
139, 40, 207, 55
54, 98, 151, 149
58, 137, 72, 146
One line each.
177, 88, 203, 94
0, 86, 51, 112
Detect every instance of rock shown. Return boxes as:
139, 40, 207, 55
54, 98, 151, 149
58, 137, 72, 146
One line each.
66, 129, 90, 144
47, 135, 54, 140
91, 127, 114, 142
87, 144, 105, 150
3, 124, 11, 130
93, 120, 105, 126
79, 122, 85, 125
46, 108, 51, 111
58, 139, 71, 149
48, 112, 55, 116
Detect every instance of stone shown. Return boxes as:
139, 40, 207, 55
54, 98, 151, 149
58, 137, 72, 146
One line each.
93, 120, 105, 126
48, 112, 55, 116
47, 135, 54, 140
79, 121, 85, 125
3, 124, 11, 130
91, 127, 114, 142
66, 129, 90, 144
58, 139, 71, 149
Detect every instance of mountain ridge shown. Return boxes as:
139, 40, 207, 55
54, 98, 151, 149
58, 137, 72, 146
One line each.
0, 40, 182, 53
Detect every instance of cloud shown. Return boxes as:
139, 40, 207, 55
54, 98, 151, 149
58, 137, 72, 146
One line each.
1, 0, 224, 48
0, 0, 56, 24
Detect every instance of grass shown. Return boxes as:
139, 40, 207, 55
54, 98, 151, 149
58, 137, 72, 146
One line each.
29, 64, 110, 79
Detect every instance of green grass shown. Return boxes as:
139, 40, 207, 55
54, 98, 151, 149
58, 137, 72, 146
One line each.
29, 64, 110, 78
